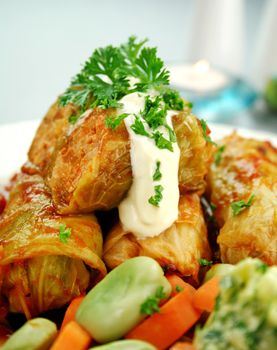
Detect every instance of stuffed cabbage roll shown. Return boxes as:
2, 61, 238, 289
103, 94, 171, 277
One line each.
0, 171, 106, 318
207, 133, 277, 265
103, 193, 211, 281
29, 102, 213, 214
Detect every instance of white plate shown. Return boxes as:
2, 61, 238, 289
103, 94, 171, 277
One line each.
0, 120, 276, 184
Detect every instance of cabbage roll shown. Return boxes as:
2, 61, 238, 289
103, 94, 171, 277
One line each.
29, 103, 213, 214
103, 193, 211, 281
0, 172, 106, 318
207, 133, 277, 265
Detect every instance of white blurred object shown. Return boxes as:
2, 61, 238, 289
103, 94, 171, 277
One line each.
189, 0, 245, 75
168, 60, 229, 92
249, 0, 277, 90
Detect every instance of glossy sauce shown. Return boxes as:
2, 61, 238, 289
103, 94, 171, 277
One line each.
118, 92, 180, 239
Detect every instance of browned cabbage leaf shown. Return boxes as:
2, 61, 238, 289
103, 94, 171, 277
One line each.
103, 194, 211, 281
207, 133, 277, 265
0, 172, 106, 317
29, 102, 214, 214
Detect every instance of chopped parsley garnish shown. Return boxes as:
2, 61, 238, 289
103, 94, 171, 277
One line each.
68, 115, 79, 125
130, 116, 150, 137
231, 194, 255, 216
152, 131, 174, 152
162, 89, 185, 111
175, 285, 184, 293
199, 258, 213, 267
148, 185, 164, 207
105, 113, 128, 130
214, 145, 225, 166
59, 224, 71, 243
200, 119, 217, 146
153, 161, 162, 181
210, 202, 217, 212
140, 286, 167, 316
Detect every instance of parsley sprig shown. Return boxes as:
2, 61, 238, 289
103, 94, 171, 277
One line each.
153, 161, 162, 181
200, 119, 217, 146
214, 145, 225, 166
231, 194, 255, 216
59, 224, 71, 243
148, 185, 164, 207
199, 258, 213, 267
140, 286, 167, 316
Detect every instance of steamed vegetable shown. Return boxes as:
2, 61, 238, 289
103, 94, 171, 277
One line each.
103, 194, 211, 280
50, 321, 91, 350
90, 340, 157, 350
192, 277, 220, 313
76, 257, 171, 343
204, 263, 234, 282
194, 258, 277, 350
126, 281, 201, 350
0, 172, 106, 317
1, 318, 57, 350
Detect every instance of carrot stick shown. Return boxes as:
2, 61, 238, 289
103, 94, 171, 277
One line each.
170, 342, 195, 350
125, 285, 201, 350
50, 321, 92, 350
192, 276, 220, 312
166, 275, 195, 297
61, 296, 85, 330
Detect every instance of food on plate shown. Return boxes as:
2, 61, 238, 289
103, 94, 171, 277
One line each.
90, 339, 157, 350
206, 132, 277, 265
1, 318, 57, 350
103, 193, 211, 280
28, 37, 214, 215
76, 257, 171, 343
194, 258, 277, 350
0, 171, 106, 317
1, 36, 277, 349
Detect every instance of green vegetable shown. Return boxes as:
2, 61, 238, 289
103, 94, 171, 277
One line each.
204, 264, 235, 282
175, 285, 184, 293
148, 185, 164, 207
264, 76, 277, 112
153, 161, 162, 181
195, 258, 277, 350
199, 258, 213, 267
1, 318, 57, 350
231, 194, 255, 216
59, 223, 71, 243
140, 286, 167, 315
214, 145, 225, 166
90, 340, 157, 350
76, 256, 171, 343
105, 113, 129, 130
200, 119, 217, 146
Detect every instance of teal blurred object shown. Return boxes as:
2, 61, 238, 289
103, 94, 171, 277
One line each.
178, 79, 258, 122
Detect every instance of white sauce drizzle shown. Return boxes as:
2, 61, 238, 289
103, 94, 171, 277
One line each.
118, 92, 180, 239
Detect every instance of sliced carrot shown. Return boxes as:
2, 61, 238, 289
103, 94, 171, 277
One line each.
170, 342, 195, 350
50, 321, 92, 350
166, 275, 195, 297
126, 285, 201, 350
61, 296, 85, 330
192, 276, 220, 312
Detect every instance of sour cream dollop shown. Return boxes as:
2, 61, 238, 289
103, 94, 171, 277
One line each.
118, 92, 180, 239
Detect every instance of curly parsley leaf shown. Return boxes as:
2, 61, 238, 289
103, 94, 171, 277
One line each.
199, 258, 213, 267
59, 224, 71, 243
148, 185, 164, 207
130, 116, 150, 137
152, 131, 173, 152
231, 194, 255, 216
105, 113, 128, 130
214, 145, 225, 166
153, 161, 162, 181
68, 115, 79, 125
200, 119, 217, 146
140, 286, 167, 316
162, 89, 185, 111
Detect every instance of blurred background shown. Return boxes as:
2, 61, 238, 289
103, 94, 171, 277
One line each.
0, 0, 277, 132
